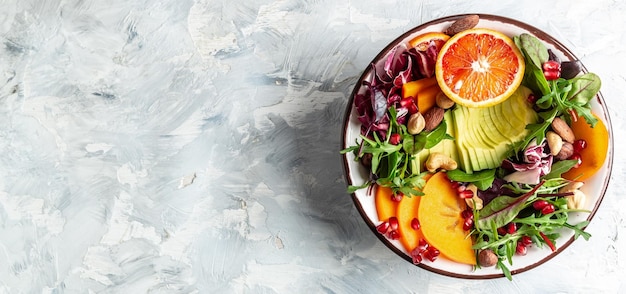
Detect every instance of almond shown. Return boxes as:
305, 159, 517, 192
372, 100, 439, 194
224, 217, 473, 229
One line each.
556, 141, 574, 160
551, 117, 575, 143
423, 106, 445, 131
444, 14, 480, 36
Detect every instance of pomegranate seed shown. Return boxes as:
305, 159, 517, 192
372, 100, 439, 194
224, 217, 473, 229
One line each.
570, 153, 582, 168
544, 70, 560, 81
462, 218, 474, 231
424, 246, 440, 262
389, 133, 401, 145
521, 235, 533, 247
527, 93, 538, 104
516, 242, 528, 256
391, 192, 404, 202
459, 190, 473, 199
461, 209, 473, 220
457, 185, 466, 193
376, 222, 390, 234
497, 227, 506, 235
418, 239, 429, 252
400, 98, 418, 114
541, 204, 555, 215
388, 217, 399, 231
411, 218, 421, 230
507, 222, 517, 234
387, 229, 400, 240
573, 139, 587, 153
533, 200, 549, 210
543, 61, 562, 81
542, 60, 561, 72
410, 248, 423, 264
428, 246, 440, 257
399, 98, 413, 108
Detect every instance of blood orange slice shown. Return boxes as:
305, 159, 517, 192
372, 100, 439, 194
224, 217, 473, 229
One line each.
408, 32, 450, 52
435, 28, 525, 108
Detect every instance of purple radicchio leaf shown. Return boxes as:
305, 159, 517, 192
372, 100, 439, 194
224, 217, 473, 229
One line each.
393, 54, 413, 88
373, 90, 387, 122
383, 46, 398, 79
502, 140, 553, 184
353, 44, 419, 138
387, 92, 402, 106
407, 43, 439, 79
395, 107, 409, 125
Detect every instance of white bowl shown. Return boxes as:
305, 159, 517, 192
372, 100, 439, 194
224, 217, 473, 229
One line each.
341, 14, 614, 279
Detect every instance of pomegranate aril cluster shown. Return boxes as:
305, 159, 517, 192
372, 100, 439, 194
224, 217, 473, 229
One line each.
456, 183, 473, 199
533, 199, 555, 215
461, 208, 474, 231
411, 239, 440, 264
399, 97, 418, 115
377, 217, 400, 240
542, 60, 561, 81
516, 236, 534, 256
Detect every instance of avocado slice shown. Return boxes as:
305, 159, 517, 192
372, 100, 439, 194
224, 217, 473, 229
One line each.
451, 86, 537, 173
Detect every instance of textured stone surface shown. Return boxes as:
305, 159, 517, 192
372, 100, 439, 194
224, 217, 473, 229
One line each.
1, 0, 625, 292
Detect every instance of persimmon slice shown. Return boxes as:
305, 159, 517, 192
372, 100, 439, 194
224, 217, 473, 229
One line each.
418, 172, 476, 265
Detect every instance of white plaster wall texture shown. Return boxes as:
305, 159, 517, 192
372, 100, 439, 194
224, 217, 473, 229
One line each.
0, 0, 625, 293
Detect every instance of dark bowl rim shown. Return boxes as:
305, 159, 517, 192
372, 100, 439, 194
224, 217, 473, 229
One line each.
341, 13, 614, 279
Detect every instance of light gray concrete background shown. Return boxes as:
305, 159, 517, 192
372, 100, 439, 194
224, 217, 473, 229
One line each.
1, 0, 624, 293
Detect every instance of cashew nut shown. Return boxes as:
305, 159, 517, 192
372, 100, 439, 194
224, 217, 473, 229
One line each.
559, 181, 586, 210
464, 183, 483, 210
425, 152, 458, 173
407, 112, 426, 135
546, 131, 563, 156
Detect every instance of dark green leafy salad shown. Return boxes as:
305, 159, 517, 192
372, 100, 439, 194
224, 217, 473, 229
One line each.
342, 25, 606, 279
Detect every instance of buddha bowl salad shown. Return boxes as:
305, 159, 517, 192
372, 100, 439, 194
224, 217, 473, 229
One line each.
342, 17, 607, 279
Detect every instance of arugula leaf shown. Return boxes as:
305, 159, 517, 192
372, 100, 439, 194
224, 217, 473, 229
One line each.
565, 221, 592, 240
347, 182, 371, 193
498, 259, 513, 281
513, 108, 557, 153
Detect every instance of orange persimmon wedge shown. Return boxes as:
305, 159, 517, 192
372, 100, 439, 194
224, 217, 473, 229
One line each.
397, 174, 432, 253
416, 85, 441, 114
402, 77, 437, 100
375, 186, 397, 222
562, 113, 610, 181
418, 171, 476, 265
